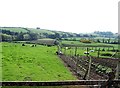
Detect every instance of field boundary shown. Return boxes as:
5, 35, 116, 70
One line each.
1, 80, 120, 86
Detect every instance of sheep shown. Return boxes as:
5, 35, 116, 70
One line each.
56, 51, 63, 55
84, 52, 89, 55
30, 45, 36, 47
22, 44, 25, 46
90, 50, 94, 52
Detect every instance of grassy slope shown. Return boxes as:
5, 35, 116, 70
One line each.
2, 42, 76, 81
61, 40, 118, 58
0, 27, 28, 33
28, 28, 54, 34
61, 40, 118, 49
0, 27, 55, 34
0, 27, 75, 35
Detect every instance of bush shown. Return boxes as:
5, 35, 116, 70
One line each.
100, 53, 112, 56
80, 39, 91, 43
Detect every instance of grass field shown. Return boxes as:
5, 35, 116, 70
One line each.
0, 27, 28, 33
28, 28, 54, 34
2, 42, 76, 81
61, 40, 119, 58
61, 40, 118, 49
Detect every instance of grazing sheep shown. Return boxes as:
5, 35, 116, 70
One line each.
65, 47, 68, 50
56, 51, 63, 55
47, 45, 52, 47
90, 50, 94, 52
30, 45, 34, 47
56, 51, 58, 54
22, 44, 25, 46
84, 52, 89, 55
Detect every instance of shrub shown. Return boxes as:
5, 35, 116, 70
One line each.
100, 53, 112, 56
80, 39, 91, 43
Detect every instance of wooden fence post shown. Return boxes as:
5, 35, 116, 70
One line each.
64, 47, 66, 55
76, 55, 78, 73
115, 59, 120, 79
113, 47, 114, 51
75, 47, 77, 56
97, 48, 100, 58
87, 56, 92, 80
87, 47, 89, 57
70, 50, 72, 57
108, 47, 109, 51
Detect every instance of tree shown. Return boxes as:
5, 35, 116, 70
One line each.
97, 39, 101, 43
23, 34, 30, 40
55, 33, 60, 39
102, 38, 105, 43
108, 38, 111, 44
17, 32, 24, 41
1, 34, 12, 41
29, 33, 38, 40
61, 34, 67, 38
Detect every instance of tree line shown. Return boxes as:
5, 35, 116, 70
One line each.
1, 29, 119, 43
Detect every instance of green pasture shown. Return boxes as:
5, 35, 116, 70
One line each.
1, 42, 76, 81
28, 28, 54, 34
62, 47, 115, 58
61, 40, 119, 58
0, 27, 28, 33
0, 27, 55, 34
61, 40, 118, 49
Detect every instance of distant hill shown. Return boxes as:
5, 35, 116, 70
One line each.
0, 27, 118, 42
0, 27, 54, 34
0, 27, 78, 41
0, 27, 28, 33
0, 27, 76, 35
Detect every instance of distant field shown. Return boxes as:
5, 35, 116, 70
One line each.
0, 27, 55, 34
61, 40, 119, 58
28, 28, 54, 34
61, 40, 118, 49
0, 27, 28, 33
2, 42, 76, 81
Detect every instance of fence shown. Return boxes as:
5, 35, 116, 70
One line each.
1, 80, 120, 87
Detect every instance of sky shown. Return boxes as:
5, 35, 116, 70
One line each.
0, 0, 119, 33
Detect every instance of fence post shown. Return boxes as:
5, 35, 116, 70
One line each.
115, 59, 120, 79
113, 47, 114, 51
97, 48, 100, 58
87, 56, 92, 80
64, 47, 66, 55
76, 55, 78, 74
87, 47, 89, 57
75, 47, 77, 56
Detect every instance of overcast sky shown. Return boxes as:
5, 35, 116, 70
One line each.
0, 0, 119, 33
